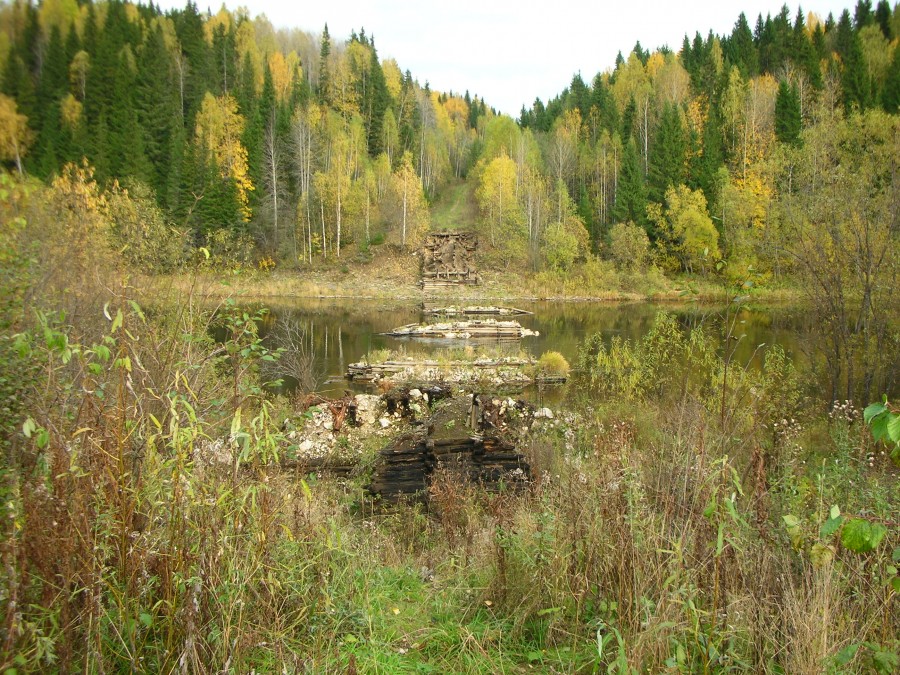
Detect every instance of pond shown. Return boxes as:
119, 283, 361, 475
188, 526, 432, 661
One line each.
244, 299, 820, 401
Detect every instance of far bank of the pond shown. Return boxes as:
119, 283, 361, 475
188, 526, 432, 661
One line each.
143, 263, 805, 305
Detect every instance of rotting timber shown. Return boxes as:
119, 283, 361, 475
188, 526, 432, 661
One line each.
281, 385, 535, 503
384, 319, 538, 340
423, 304, 532, 317
369, 393, 532, 501
345, 355, 566, 388
420, 232, 479, 292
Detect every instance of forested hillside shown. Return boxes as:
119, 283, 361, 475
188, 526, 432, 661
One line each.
0, 0, 898, 285
1, 3, 899, 672
0, 0, 491, 264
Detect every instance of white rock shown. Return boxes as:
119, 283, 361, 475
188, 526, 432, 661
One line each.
299, 440, 313, 452
409, 388, 422, 399
536, 407, 554, 419
323, 420, 333, 431
380, 417, 391, 428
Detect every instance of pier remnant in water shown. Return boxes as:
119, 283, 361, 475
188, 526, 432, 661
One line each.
421, 232, 479, 291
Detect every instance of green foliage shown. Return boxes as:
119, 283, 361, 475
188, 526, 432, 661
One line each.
108, 181, 187, 272
863, 397, 900, 463
840, 518, 888, 553
612, 139, 647, 227
607, 221, 650, 272
648, 184, 720, 274
774, 80, 801, 145
537, 351, 570, 377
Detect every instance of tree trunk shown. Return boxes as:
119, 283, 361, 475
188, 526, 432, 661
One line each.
402, 173, 408, 247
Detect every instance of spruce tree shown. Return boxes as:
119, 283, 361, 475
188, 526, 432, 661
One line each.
881, 44, 900, 113
648, 103, 686, 204
621, 97, 636, 143
793, 9, 822, 89
727, 12, 758, 77
835, 10, 871, 110
775, 81, 802, 146
691, 109, 724, 204
874, 0, 893, 39
590, 73, 618, 134
854, 0, 874, 28
365, 44, 391, 156
137, 26, 179, 200
613, 139, 647, 229
317, 24, 331, 104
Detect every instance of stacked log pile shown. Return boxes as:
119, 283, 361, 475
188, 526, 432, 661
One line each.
369, 395, 531, 501
346, 357, 533, 384
384, 319, 538, 340
368, 431, 430, 497
423, 305, 532, 317
420, 232, 479, 292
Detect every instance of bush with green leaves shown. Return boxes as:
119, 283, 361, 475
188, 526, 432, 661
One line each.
537, 350, 570, 377
608, 221, 650, 272
108, 181, 188, 273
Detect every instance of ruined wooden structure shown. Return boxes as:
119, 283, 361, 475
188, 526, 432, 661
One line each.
346, 357, 533, 384
423, 305, 532, 317
384, 319, 537, 340
420, 232, 479, 292
369, 395, 531, 501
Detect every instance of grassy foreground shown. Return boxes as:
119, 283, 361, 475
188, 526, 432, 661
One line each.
1, 273, 896, 673
0, 173, 894, 673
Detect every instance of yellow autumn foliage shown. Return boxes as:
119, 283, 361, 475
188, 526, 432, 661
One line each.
195, 93, 254, 221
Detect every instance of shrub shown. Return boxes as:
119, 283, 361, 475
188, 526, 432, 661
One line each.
537, 350, 570, 377
108, 181, 188, 273
608, 221, 650, 272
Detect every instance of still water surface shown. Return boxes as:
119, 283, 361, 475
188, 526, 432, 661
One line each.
246, 299, 816, 399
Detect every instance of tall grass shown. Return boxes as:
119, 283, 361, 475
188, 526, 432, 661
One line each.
0, 172, 896, 673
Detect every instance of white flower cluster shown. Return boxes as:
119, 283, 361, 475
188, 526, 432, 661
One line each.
828, 399, 859, 424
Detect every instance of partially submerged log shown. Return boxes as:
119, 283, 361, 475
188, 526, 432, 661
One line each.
384, 319, 538, 340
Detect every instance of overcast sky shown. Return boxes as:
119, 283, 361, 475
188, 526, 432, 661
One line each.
154, 0, 855, 115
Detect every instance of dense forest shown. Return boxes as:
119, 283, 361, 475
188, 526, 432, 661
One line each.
0, 0, 898, 274
0, 2, 898, 672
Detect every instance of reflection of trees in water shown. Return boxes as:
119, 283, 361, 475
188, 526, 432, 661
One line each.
246, 299, 889, 399
261, 317, 326, 394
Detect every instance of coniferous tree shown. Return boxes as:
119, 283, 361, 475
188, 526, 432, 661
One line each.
874, 0, 893, 38
881, 45, 900, 113
365, 44, 391, 156
726, 12, 758, 77
793, 9, 822, 89
173, 1, 210, 126
648, 103, 686, 204
775, 80, 802, 145
317, 24, 331, 104
107, 50, 150, 181
137, 26, 179, 200
621, 97, 636, 143
854, 0, 874, 28
691, 109, 724, 204
613, 139, 647, 228
835, 10, 872, 110
590, 73, 619, 133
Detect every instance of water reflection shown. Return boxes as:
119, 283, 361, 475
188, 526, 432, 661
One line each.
241, 299, 817, 400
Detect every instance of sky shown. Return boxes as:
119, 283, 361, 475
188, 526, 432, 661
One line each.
154, 0, 856, 116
